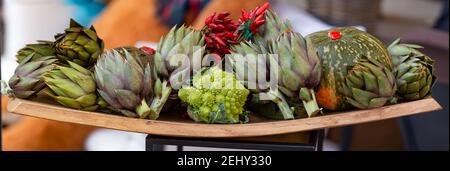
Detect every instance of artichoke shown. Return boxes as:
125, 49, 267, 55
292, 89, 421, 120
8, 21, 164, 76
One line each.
94, 47, 158, 119
54, 19, 104, 67
268, 31, 322, 117
228, 42, 295, 119
152, 25, 205, 115
122, 46, 172, 116
16, 41, 55, 63
254, 10, 293, 48
339, 57, 397, 109
387, 38, 437, 100
43, 61, 99, 111
6, 54, 58, 98
155, 25, 205, 84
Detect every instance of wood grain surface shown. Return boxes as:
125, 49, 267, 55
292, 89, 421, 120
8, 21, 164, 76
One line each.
7, 97, 442, 138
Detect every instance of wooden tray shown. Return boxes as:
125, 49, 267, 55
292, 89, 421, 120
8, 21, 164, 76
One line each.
7, 97, 442, 138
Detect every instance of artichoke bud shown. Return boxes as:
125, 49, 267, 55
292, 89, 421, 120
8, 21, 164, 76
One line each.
54, 19, 104, 67
8, 54, 58, 98
95, 47, 161, 119
388, 38, 437, 101
254, 10, 293, 48
16, 41, 56, 63
44, 61, 98, 111
155, 25, 205, 80
341, 57, 396, 109
229, 41, 299, 119
269, 31, 322, 117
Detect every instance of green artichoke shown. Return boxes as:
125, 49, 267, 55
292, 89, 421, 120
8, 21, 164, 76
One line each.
152, 26, 205, 115
229, 42, 295, 119
339, 57, 397, 109
54, 19, 104, 67
6, 54, 58, 98
268, 31, 322, 117
155, 25, 205, 85
94, 47, 158, 119
16, 41, 55, 63
387, 38, 437, 100
44, 61, 99, 111
254, 10, 293, 48
123, 46, 171, 117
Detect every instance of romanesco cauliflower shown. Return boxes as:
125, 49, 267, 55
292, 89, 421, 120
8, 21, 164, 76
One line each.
178, 67, 250, 124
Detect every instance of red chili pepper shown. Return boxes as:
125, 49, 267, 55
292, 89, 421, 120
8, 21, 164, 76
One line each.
218, 12, 229, 19
216, 24, 225, 31
255, 14, 265, 23
250, 20, 265, 33
255, 2, 270, 16
213, 35, 227, 46
139, 46, 155, 55
241, 9, 249, 21
205, 14, 214, 25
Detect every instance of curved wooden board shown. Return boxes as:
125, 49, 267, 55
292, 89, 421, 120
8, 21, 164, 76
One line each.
7, 97, 442, 138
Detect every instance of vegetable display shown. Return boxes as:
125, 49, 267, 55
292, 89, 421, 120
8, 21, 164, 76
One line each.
1, 2, 437, 125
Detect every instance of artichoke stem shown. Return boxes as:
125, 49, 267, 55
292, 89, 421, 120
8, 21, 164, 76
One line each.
1, 80, 13, 97
149, 80, 172, 120
267, 90, 295, 119
136, 99, 152, 119
299, 88, 321, 117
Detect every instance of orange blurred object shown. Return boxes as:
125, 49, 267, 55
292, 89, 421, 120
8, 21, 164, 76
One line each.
94, 0, 170, 49
2, 96, 7, 112
2, 117, 96, 151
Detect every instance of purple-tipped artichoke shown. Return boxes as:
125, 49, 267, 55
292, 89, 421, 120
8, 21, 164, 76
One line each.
269, 31, 322, 117
229, 42, 295, 120
16, 40, 55, 63
54, 19, 104, 67
94, 47, 158, 119
6, 54, 58, 98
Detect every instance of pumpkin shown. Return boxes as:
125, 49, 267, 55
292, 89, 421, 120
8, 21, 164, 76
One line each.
306, 27, 393, 110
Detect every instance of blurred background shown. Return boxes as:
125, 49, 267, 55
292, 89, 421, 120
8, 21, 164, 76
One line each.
1, 0, 448, 151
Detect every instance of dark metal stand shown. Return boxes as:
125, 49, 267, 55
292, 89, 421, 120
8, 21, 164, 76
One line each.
340, 126, 354, 151
146, 130, 325, 151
